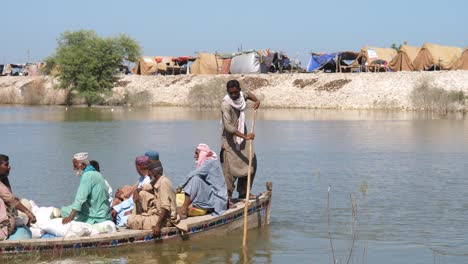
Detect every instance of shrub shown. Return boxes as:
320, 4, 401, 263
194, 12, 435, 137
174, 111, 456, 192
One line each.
410, 78, 465, 115
187, 77, 228, 108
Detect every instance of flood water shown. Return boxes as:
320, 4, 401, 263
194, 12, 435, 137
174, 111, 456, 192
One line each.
0, 106, 467, 264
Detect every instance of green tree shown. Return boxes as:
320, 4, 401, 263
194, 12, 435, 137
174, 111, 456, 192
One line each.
391, 41, 408, 51
44, 30, 141, 106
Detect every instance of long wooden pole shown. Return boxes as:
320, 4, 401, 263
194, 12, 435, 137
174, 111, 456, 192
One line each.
242, 110, 256, 248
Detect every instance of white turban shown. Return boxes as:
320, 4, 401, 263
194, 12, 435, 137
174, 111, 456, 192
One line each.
73, 152, 89, 161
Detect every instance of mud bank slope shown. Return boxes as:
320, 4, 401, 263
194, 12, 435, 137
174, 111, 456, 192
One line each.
1, 71, 467, 109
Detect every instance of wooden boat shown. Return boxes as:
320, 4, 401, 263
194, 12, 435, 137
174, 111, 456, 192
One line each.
0, 182, 272, 254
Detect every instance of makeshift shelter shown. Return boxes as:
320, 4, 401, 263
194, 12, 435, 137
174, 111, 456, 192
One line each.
171, 56, 195, 75
389, 45, 421, 71
190, 53, 224, 75
307, 53, 339, 72
220, 58, 231, 74
454, 48, 468, 70
413, 43, 462, 71
359, 46, 397, 63
24, 63, 45, 76
132, 56, 179, 75
307, 52, 359, 72
132, 57, 159, 75
2, 64, 25, 76
230, 52, 262, 74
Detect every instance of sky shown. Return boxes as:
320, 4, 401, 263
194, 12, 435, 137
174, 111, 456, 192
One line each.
2, 0, 467, 66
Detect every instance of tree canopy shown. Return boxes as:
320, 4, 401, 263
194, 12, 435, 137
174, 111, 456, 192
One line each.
44, 30, 141, 106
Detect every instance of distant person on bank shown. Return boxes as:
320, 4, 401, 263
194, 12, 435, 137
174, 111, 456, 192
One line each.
220, 80, 260, 201
61, 152, 112, 225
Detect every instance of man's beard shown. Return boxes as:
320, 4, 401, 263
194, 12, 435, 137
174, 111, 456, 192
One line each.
75, 169, 83, 177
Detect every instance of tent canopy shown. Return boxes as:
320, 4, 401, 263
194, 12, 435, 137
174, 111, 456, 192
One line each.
455, 48, 468, 70
307, 51, 359, 72
307, 53, 339, 72
413, 43, 462, 70
132, 56, 179, 75
359, 46, 397, 64
190, 53, 224, 75
389, 45, 421, 71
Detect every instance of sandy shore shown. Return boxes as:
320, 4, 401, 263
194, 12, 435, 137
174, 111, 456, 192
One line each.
0, 71, 467, 110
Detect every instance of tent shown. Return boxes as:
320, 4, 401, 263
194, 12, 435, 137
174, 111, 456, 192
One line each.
454, 48, 468, 70
359, 46, 397, 64
229, 50, 284, 74
307, 52, 359, 72
1, 64, 26, 76
132, 57, 159, 75
220, 58, 231, 74
307, 53, 339, 72
24, 62, 46, 76
389, 45, 421, 71
190, 53, 224, 75
132, 56, 178, 75
230, 52, 262, 74
413, 43, 462, 71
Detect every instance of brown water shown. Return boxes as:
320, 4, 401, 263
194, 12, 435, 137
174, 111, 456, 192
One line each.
0, 106, 467, 263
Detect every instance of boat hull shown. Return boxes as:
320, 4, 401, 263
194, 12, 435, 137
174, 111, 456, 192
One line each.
0, 183, 272, 254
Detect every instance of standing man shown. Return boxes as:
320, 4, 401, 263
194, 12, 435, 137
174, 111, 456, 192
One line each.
61, 152, 112, 225
220, 80, 260, 202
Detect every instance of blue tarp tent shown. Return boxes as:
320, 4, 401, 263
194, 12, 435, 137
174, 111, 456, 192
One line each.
307, 53, 339, 72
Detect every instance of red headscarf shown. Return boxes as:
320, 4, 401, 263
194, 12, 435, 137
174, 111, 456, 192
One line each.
196, 143, 217, 168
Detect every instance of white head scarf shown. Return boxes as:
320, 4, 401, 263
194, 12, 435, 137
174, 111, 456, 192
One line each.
223, 91, 246, 147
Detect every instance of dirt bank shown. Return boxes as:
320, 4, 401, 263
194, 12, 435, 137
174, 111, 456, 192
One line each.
1, 71, 467, 110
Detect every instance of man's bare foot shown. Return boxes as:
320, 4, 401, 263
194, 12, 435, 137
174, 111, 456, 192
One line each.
239, 194, 258, 202
178, 207, 188, 220
228, 199, 237, 209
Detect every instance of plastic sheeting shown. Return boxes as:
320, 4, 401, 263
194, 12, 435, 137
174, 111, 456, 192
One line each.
230, 53, 261, 74
307, 53, 339, 72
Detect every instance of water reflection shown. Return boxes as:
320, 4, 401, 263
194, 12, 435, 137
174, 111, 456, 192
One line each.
0, 105, 466, 122
2, 228, 272, 264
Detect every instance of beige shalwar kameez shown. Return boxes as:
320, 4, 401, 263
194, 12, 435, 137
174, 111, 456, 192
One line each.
127, 176, 178, 230
220, 91, 257, 199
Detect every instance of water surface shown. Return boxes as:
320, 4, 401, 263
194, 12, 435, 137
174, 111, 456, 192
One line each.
0, 106, 467, 263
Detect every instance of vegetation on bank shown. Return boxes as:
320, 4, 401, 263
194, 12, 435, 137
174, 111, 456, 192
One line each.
43, 30, 141, 106
410, 78, 466, 115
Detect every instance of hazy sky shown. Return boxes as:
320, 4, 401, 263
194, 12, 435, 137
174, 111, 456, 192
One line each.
2, 0, 467, 65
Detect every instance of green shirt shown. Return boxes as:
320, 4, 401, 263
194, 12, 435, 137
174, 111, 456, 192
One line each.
61, 168, 112, 224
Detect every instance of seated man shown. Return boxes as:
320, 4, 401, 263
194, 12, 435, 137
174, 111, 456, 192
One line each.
127, 160, 178, 237
145, 150, 160, 163
112, 156, 151, 207
0, 154, 36, 240
178, 144, 228, 219
89, 160, 113, 205
61, 152, 112, 224
111, 156, 151, 226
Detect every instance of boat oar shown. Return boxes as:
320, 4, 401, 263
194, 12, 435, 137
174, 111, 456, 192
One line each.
242, 110, 256, 248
